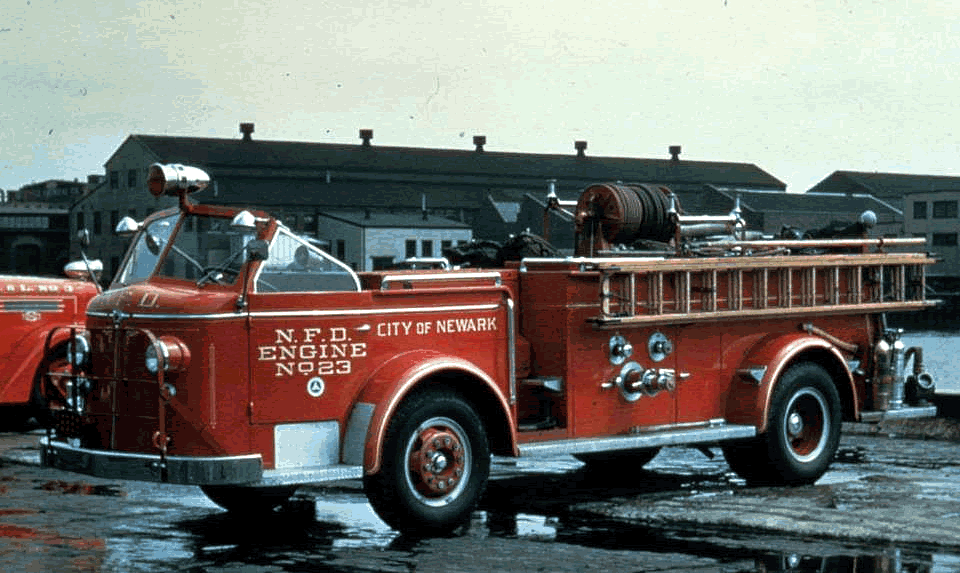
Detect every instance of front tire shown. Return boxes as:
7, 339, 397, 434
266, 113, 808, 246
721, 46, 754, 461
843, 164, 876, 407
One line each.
723, 363, 841, 485
364, 389, 490, 535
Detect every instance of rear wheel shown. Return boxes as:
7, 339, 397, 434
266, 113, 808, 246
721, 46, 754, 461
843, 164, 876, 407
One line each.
364, 389, 490, 535
201, 485, 298, 514
722, 362, 841, 485
574, 448, 661, 470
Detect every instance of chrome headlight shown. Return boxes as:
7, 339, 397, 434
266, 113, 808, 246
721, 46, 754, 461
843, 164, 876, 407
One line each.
67, 334, 90, 367
145, 343, 161, 374
145, 336, 191, 374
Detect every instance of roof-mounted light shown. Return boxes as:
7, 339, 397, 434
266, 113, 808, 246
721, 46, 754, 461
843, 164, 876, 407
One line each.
147, 163, 210, 197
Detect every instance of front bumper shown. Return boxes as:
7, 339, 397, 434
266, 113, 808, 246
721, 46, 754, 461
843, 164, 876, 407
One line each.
40, 437, 263, 485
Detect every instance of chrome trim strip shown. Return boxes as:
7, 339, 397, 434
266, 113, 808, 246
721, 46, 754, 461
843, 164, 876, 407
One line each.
518, 423, 757, 458
88, 310, 243, 321
380, 271, 502, 290
2, 300, 63, 312
89, 303, 502, 322
247, 303, 501, 319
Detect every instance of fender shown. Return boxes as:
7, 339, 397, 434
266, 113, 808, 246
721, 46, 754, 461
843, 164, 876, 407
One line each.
347, 349, 517, 475
0, 323, 82, 404
726, 332, 856, 432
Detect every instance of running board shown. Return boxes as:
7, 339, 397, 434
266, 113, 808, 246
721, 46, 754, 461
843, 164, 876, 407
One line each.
518, 422, 757, 458
258, 464, 363, 487
858, 405, 937, 423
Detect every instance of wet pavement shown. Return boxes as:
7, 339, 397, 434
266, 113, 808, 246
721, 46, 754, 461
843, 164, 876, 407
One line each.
2, 425, 960, 572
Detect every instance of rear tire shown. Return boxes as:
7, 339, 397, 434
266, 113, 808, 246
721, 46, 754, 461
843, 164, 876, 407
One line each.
364, 389, 490, 535
722, 362, 841, 485
201, 485, 298, 513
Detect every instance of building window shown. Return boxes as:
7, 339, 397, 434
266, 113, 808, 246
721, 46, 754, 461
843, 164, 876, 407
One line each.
932, 233, 958, 247
336, 239, 346, 260
405, 239, 416, 258
441, 240, 452, 252
128, 208, 137, 219
127, 169, 137, 188
933, 200, 958, 219
913, 201, 927, 219
110, 210, 119, 232
372, 256, 394, 270
93, 211, 102, 235
421, 239, 433, 258
109, 171, 119, 189
76, 211, 85, 231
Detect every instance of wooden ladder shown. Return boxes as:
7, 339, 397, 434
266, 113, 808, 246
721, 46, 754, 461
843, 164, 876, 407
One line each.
590, 253, 935, 328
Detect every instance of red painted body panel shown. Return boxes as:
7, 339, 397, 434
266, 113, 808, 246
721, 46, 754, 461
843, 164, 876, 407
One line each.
0, 275, 98, 405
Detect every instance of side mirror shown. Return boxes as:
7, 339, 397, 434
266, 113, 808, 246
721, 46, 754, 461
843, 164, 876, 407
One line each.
245, 239, 269, 262
64, 259, 103, 281
115, 216, 141, 239
145, 233, 164, 255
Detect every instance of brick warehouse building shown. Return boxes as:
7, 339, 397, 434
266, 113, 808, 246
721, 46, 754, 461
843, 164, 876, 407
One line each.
73, 124, 788, 280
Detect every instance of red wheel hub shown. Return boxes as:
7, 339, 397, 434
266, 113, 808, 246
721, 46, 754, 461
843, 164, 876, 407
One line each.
787, 394, 825, 457
408, 427, 466, 497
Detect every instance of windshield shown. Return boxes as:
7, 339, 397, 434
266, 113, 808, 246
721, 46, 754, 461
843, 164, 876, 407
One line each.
114, 213, 179, 285
114, 213, 254, 287
255, 227, 360, 293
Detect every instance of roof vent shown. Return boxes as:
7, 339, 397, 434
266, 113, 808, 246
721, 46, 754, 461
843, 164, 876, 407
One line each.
240, 122, 254, 141
575, 140, 587, 157
669, 145, 681, 161
473, 135, 486, 152
359, 129, 373, 147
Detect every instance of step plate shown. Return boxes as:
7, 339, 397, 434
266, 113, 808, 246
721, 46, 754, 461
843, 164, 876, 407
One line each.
519, 423, 757, 458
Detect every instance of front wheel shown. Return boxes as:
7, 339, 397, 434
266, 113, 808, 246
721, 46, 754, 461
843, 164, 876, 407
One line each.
723, 362, 841, 485
364, 389, 490, 535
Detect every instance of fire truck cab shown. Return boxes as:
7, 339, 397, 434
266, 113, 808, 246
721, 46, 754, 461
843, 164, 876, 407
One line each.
42, 164, 938, 534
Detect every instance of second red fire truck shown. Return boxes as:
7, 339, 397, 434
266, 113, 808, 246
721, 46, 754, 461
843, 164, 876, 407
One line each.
42, 163, 937, 534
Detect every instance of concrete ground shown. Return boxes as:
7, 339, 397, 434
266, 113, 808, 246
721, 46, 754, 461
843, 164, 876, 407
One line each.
3, 415, 960, 555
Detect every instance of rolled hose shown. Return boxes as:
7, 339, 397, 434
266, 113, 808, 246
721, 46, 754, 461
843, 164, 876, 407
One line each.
575, 183, 676, 245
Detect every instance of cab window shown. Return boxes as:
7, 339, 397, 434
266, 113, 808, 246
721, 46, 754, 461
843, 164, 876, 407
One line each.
255, 229, 360, 293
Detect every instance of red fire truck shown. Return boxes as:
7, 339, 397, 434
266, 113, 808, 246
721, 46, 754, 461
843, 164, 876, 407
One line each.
42, 163, 937, 534
0, 259, 101, 428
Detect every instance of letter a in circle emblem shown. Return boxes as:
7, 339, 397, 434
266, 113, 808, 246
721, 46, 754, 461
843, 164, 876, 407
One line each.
307, 377, 325, 398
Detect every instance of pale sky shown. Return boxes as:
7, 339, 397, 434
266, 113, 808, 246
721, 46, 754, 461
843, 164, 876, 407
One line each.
2, 0, 958, 193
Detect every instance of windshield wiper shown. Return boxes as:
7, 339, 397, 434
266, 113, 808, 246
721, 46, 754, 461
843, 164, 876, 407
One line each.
196, 249, 246, 287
